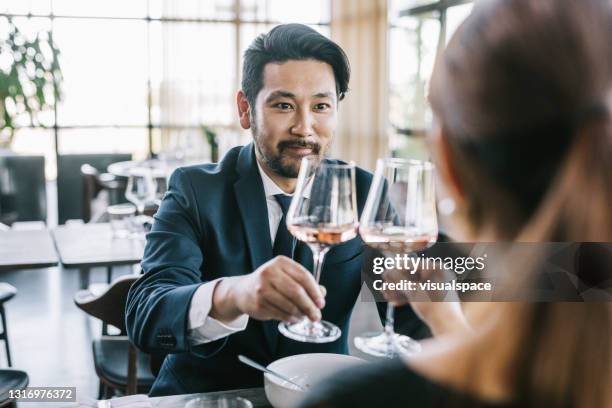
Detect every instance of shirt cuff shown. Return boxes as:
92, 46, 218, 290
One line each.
188, 278, 249, 346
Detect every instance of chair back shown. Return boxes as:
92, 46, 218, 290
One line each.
80, 164, 126, 223
58, 153, 131, 224
74, 274, 142, 394
73, 274, 137, 333
0, 155, 46, 224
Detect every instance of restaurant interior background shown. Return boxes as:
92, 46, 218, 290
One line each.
0, 0, 473, 401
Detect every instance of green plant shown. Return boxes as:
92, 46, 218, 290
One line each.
0, 17, 62, 148
200, 125, 219, 162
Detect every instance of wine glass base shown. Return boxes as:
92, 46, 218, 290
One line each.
354, 331, 421, 358
129, 215, 154, 240
278, 319, 341, 344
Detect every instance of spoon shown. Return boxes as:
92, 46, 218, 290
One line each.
238, 355, 308, 391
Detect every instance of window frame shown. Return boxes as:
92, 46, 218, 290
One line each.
391, 0, 473, 138
0, 0, 330, 164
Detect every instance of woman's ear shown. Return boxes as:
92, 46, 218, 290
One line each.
432, 126, 465, 205
236, 90, 252, 130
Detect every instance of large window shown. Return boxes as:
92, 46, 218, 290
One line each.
388, 0, 473, 158
1, 0, 330, 179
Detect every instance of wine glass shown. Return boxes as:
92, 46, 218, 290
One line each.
125, 167, 157, 238
125, 167, 157, 215
355, 158, 438, 357
152, 169, 168, 206
279, 157, 359, 343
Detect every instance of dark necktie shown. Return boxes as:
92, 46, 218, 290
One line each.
273, 194, 294, 259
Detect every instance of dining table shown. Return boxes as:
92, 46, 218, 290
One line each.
149, 387, 271, 407
107, 158, 201, 179
52, 223, 145, 289
83, 388, 270, 407
0, 229, 59, 272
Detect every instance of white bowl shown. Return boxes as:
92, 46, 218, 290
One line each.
264, 353, 365, 408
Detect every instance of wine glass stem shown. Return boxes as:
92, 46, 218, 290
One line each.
301, 246, 331, 329
311, 246, 330, 284
384, 303, 395, 338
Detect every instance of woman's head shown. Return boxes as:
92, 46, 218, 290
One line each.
427, 2, 611, 407
429, 0, 612, 241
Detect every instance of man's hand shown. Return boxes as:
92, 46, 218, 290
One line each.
210, 256, 326, 324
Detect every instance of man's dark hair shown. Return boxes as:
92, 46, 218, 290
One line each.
242, 23, 350, 109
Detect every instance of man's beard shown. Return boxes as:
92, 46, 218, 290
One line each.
252, 124, 324, 178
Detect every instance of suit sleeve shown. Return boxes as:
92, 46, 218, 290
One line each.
125, 167, 228, 357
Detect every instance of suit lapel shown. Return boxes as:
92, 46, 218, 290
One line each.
234, 144, 273, 271
295, 241, 313, 272
233, 143, 278, 354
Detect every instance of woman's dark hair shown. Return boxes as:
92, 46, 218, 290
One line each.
429, 1, 612, 407
430, 0, 612, 241
242, 23, 350, 108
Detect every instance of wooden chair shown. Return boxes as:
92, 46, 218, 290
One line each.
80, 164, 127, 224
73, 275, 155, 398
0, 155, 46, 225
0, 369, 28, 407
0, 284, 16, 367
57, 153, 131, 225
79, 163, 130, 289
0, 285, 26, 408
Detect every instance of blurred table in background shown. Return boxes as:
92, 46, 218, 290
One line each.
52, 223, 145, 289
107, 159, 201, 179
150, 387, 270, 408
0, 229, 58, 272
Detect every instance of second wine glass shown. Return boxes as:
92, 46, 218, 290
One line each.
125, 167, 157, 215
279, 157, 359, 343
355, 158, 438, 357
125, 167, 158, 239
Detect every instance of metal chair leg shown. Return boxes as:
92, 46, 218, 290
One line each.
100, 267, 114, 335
97, 380, 106, 400
106, 266, 113, 284
0, 305, 11, 367
104, 384, 114, 399
79, 268, 91, 290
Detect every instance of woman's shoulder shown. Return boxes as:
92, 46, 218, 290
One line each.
299, 354, 519, 408
298, 358, 436, 408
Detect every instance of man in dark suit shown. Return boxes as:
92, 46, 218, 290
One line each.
126, 23, 428, 396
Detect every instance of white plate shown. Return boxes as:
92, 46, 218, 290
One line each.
264, 353, 365, 408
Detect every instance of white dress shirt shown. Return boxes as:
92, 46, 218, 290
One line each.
187, 161, 310, 345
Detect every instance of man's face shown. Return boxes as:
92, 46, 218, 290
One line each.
250, 59, 338, 178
